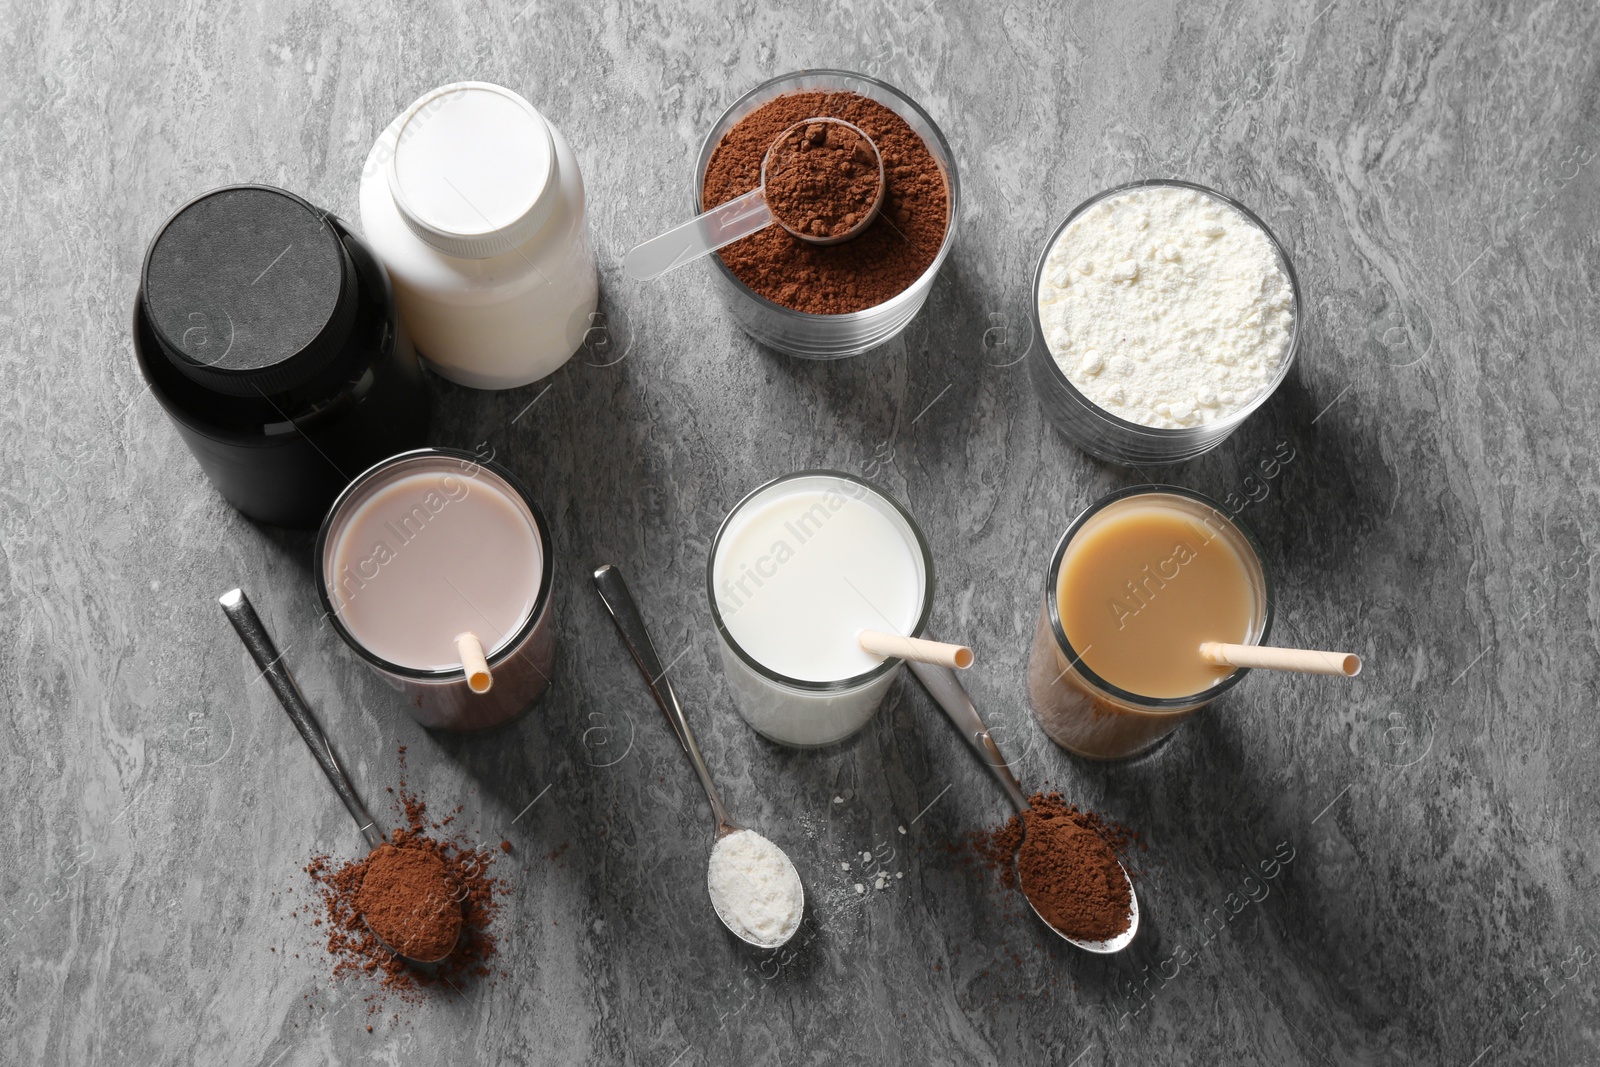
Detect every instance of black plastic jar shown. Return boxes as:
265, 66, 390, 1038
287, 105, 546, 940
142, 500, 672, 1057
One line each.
133, 184, 431, 528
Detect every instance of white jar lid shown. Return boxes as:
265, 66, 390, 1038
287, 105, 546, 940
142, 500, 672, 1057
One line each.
387, 82, 557, 261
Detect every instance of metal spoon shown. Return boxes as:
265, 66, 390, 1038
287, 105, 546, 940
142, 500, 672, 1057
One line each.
591, 564, 804, 948
623, 116, 886, 280
907, 657, 1139, 953
218, 587, 461, 967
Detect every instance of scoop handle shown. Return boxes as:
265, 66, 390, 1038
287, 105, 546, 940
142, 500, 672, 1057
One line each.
218, 588, 386, 851
907, 658, 1030, 813
591, 565, 734, 832
623, 186, 772, 281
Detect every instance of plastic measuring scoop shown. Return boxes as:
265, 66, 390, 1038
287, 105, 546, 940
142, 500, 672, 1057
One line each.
624, 117, 885, 281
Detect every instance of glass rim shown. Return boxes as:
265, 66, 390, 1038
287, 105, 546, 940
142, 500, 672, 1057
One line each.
705, 469, 936, 692
691, 67, 962, 323
313, 446, 555, 681
1030, 178, 1302, 439
1045, 484, 1275, 710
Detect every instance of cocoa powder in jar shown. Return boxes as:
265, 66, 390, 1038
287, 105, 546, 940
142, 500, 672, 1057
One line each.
702, 90, 949, 315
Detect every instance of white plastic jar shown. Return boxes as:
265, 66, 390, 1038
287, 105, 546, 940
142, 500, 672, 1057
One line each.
359, 82, 599, 390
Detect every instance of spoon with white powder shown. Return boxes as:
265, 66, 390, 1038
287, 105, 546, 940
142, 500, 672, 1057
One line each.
593, 565, 805, 949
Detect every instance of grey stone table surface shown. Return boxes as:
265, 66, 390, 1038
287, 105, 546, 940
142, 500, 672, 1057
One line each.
3, 0, 1597, 1063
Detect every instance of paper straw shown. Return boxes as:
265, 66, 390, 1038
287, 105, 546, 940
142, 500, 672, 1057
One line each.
1200, 642, 1361, 677
455, 632, 493, 694
858, 630, 974, 670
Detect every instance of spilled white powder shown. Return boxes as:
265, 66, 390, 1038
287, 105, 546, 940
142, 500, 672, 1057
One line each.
1037, 185, 1295, 429
707, 829, 803, 947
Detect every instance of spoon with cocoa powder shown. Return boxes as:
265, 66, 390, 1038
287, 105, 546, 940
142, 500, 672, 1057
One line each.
219, 588, 462, 967
908, 659, 1139, 953
624, 116, 885, 280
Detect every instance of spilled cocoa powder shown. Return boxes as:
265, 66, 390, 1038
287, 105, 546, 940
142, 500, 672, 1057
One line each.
703, 89, 948, 315
300, 746, 507, 1012
964, 791, 1142, 942
763, 120, 882, 239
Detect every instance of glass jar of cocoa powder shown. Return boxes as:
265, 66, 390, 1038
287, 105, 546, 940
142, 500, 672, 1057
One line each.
693, 70, 960, 359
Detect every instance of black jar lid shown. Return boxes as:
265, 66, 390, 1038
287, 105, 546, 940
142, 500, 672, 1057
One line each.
140, 185, 359, 398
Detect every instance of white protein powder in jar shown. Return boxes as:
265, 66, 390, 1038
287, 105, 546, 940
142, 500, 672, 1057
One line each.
1037, 185, 1294, 429
706, 829, 804, 947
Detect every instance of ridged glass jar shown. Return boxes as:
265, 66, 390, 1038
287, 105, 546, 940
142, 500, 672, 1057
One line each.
693, 69, 960, 359
1028, 179, 1301, 465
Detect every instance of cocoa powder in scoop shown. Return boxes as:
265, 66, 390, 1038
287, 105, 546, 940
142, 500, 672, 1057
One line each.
966, 791, 1138, 941
702, 90, 948, 314
355, 844, 462, 962
303, 825, 503, 1002
1017, 793, 1132, 942
299, 748, 506, 1011
763, 121, 882, 239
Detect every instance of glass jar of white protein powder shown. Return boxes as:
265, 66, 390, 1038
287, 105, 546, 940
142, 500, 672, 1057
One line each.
1028, 179, 1301, 465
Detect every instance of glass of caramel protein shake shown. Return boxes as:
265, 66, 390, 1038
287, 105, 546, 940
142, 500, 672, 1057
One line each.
1027, 486, 1274, 759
